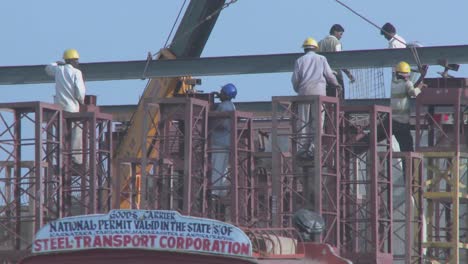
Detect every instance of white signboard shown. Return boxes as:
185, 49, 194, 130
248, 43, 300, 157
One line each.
33, 210, 252, 258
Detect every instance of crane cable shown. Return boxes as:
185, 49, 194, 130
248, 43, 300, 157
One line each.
164, 0, 188, 48
141, 0, 238, 79
154, 0, 238, 58
334, 0, 424, 71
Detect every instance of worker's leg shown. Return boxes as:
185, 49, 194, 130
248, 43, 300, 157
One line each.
392, 120, 414, 152
297, 103, 313, 157
71, 121, 83, 165
211, 146, 230, 197
326, 84, 337, 97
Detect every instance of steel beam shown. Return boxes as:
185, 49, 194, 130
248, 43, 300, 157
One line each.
2, 45, 468, 85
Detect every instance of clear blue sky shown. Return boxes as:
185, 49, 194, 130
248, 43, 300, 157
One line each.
2, 0, 468, 105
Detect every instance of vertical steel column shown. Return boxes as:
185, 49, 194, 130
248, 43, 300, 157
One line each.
141, 98, 209, 216
271, 95, 340, 247
235, 112, 254, 226
339, 105, 392, 264
0, 102, 62, 254
62, 109, 112, 216
392, 152, 424, 264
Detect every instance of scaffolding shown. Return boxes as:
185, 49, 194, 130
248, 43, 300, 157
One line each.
0, 102, 62, 253
271, 95, 340, 247
138, 97, 255, 226
140, 97, 210, 215
339, 105, 393, 264
415, 83, 468, 263
62, 108, 112, 216
207, 110, 254, 225
392, 152, 424, 264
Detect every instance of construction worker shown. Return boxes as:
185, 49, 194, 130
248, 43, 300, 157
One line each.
291, 37, 341, 159
45, 49, 86, 165
211, 83, 237, 197
391, 61, 425, 151
319, 24, 355, 98
381, 22, 406, 48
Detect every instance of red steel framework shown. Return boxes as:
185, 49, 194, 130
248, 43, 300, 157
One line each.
415, 84, 468, 263
207, 110, 254, 226
271, 95, 340, 247
339, 105, 392, 264
252, 152, 274, 227
415, 85, 468, 153
392, 152, 424, 264
140, 97, 210, 215
62, 107, 113, 216
0, 102, 62, 257
137, 97, 255, 226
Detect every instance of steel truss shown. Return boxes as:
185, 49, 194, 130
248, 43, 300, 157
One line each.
339, 105, 392, 263
415, 84, 468, 263
271, 95, 340, 247
0, 102, 62, 254
141, 98, 209, 216
420, 152, 468, 264
392, 152, 424, 264
252, 152, 273, 227
62, 108, 112, 216
207, 110, 254, 226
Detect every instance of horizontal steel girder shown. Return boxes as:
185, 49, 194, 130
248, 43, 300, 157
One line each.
1, 45, 468, 85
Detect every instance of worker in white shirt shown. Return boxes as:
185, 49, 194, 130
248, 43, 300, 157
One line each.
381, 22, 406, 48
319, 24, 355, 99
291, 37, 341, 159
391, 61, 425, 151
45, 49, 86, 165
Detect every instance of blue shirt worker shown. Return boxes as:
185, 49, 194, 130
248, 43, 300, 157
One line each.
291, 37, 340, 159
45, 49, 86, 165
211, 83, 237, 197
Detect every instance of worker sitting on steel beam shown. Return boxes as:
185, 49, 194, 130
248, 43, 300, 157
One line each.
291, 37, 341, 159
319, 24, 355, 99
45, 49, 86, 165
211, 83, 237, 198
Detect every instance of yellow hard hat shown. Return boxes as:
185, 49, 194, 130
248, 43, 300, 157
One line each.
302, 37, 318, 49
63, 49, 80, 60
395, 61, 411, 73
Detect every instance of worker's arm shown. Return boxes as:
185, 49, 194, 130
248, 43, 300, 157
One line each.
323, 59, 341, 88
291, 61, 301, 93
44, 62, 59, 77
413, 65, 428, 88
406, 80, 422, 97
333, 43, 355, 83
342, 69, 355, 83
73, 70, 86, 104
